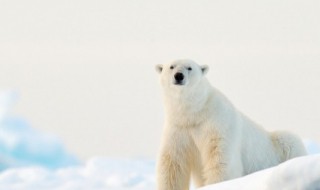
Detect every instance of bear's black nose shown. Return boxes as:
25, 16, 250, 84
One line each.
174, 72, 184, 82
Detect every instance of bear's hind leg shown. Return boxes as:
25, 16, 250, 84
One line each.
271, 131, 307, 162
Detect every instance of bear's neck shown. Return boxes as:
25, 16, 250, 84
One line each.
163, 79, 211, 122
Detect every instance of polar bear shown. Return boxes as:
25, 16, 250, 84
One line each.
155, 59, 307, 190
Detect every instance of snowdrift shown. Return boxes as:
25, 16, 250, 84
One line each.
200, 154, 320, 190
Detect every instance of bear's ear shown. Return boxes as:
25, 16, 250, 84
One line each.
155, 64, 163, 73
201, 65, 209, 75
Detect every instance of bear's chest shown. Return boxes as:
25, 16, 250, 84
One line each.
176, 101, 211, 124
169, 107, 207, 128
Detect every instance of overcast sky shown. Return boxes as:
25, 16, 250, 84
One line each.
0, 0, 319, 160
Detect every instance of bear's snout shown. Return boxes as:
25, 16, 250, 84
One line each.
174, 72, 184, 84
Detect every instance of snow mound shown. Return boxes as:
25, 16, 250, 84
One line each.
199, 154, 320, 190
0, 91, 78, 170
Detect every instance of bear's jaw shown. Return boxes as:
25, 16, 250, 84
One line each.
173, 81, 185, 86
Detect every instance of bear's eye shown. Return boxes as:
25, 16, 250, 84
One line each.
188, 67, 192, 71
170, 65, 174, 69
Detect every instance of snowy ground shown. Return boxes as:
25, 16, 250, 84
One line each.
0, 158, 155, 190
0, 91, 320, 190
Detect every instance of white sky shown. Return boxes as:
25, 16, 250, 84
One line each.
0, 0, 319, 160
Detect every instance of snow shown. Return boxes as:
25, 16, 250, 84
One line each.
0, 158, 155, 190
0, 90, 319, 190
199, 155, 320, 190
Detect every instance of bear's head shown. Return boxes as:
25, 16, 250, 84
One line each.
155, 59, 209, 90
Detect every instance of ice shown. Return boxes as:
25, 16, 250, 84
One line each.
0, 91, 78, 170
0, 90, 319, 190
304, 139, 320, 155
0, 91, 155, 189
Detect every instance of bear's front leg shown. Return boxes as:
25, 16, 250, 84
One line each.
201, 134, 229, 185
157, 130, 192, 190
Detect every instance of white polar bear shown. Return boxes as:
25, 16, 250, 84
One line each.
155, 59, 307, 190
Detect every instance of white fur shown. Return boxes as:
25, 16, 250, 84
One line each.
156, 59, 307, 190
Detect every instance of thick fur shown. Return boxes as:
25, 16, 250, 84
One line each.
156, 60, 307, 190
